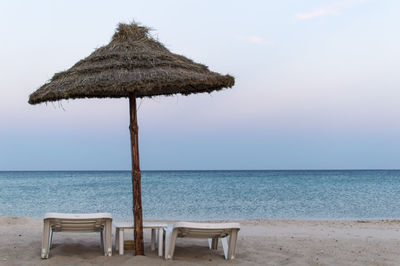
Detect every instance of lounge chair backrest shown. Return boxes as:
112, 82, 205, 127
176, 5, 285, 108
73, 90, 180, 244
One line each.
44, 213, 112, 232
173, 222, 240, 238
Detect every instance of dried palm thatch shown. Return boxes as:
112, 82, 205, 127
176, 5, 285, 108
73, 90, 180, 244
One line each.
28, 23, 234, 104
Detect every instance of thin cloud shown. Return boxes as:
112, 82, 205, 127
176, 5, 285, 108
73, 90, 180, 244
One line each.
296, 9, 333, 20
235, 35, 274, 46
296, 0, 366, 20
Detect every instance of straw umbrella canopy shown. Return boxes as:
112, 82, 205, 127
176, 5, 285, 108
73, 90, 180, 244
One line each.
29, 23, 234, 255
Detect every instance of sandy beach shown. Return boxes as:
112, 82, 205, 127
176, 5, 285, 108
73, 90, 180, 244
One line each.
1, 217, 400, 265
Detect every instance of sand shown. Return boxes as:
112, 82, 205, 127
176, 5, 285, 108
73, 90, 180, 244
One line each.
1, 217, 400, 265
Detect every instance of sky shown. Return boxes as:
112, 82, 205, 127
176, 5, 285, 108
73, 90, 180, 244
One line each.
1, 0, 400, 170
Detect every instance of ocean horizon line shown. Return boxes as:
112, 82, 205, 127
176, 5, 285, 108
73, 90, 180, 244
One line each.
1, 169, 400, 172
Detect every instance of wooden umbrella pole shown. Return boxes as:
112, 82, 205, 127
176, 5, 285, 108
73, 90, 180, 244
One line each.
129, 93, 144, 255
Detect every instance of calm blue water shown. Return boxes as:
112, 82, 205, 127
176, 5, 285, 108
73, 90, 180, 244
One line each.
1, 170, 400, 220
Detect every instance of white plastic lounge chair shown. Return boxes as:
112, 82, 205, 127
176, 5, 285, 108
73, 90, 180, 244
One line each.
41, 212, 112, 259
164, 222, 240, 260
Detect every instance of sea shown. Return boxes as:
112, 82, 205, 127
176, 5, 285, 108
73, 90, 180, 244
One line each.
1, 170, 400, 221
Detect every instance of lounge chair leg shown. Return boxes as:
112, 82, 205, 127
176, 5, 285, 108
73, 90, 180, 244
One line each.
164, 229, 177, 260
49, 229, 53, 249
151, 229, 156, 251
221, 237, 228, 259
105, 220, 112, 256
227, 229, 238, 260
158, 228, 163, 257
41, 220, 50, 259
164, 230, 170, 259
119, 228, 124, 255
169, 230, 178, 260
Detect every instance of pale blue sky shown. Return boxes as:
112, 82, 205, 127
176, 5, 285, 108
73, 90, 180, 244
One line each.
1, 0, 400, 170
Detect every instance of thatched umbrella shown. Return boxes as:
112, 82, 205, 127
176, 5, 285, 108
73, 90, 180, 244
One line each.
29, 23, 234, 255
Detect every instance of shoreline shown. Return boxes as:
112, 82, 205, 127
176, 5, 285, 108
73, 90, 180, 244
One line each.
4, 215, 400, 222
2, 216, 400, 265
